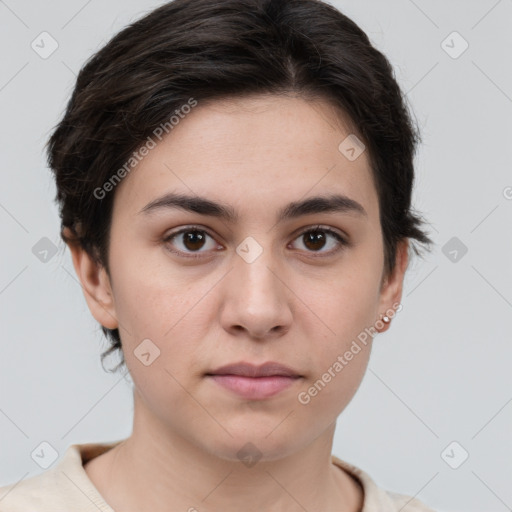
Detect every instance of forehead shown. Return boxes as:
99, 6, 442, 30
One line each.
112, 94, 379, 222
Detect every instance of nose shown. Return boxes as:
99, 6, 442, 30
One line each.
218, 244, 293, 341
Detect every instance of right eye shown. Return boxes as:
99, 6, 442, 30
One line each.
163, 226, 223, 259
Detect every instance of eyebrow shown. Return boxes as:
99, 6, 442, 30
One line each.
138, 192, 367, 222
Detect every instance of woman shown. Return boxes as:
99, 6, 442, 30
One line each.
0, 0, 435, 510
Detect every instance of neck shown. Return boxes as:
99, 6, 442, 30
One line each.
85, 389, 363, 512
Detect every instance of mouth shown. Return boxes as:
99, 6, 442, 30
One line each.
205, 361, 303, 400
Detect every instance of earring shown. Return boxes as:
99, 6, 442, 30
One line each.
381, 315, 390, 324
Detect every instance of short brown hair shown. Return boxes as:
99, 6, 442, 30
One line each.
47, 0, 432, 370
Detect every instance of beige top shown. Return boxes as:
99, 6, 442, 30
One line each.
0, 441, 436, 511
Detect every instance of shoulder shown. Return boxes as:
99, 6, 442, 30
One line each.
331, 454, 437, 512
0, 442, 119, 512
386, 490, 437, 511
0, 465, 67, 511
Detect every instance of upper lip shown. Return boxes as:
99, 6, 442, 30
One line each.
206, 362, 302, 378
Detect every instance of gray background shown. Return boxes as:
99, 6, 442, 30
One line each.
0, 1, 511, 511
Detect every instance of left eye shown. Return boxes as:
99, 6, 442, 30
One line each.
163, 225, 346, 258
289, 226, 346, 255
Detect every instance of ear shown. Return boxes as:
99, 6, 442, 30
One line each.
64, 229, 118, 330
376, 239, 409, 334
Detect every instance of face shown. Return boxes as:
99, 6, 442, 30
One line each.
73, 94, 407, 461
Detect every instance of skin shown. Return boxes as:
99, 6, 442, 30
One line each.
67, 93, 409, 512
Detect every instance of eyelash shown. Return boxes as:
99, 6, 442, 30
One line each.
162, 224, 348, 260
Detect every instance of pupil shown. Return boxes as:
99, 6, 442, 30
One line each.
305, 230, 325, 251
184, 230, 205, 250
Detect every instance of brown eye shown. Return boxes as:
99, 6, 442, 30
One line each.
182, 230, 207, 251
303, 230, 327, 251
291, 226, 347, 255
164, 227, 220, 258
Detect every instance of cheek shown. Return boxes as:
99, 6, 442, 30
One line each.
108, 242, 191, 338
298, 352, 370, 417
295, 281, 376, 419
109, 250, 217, 381
292, 252, 382, 399
125, 353, 207, 439
298, 259, 382, 342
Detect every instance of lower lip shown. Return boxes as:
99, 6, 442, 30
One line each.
208, 375, 300, 399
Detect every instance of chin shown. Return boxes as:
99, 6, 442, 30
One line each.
196, 419, 310, 464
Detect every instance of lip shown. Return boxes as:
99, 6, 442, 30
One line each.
205, 362, 302, 400
206, 361, 302, 378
